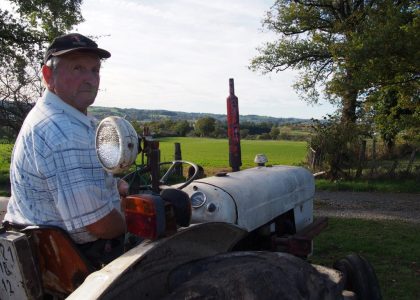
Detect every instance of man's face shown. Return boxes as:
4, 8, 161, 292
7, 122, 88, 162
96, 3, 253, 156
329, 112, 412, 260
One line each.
48, 52, 101, 113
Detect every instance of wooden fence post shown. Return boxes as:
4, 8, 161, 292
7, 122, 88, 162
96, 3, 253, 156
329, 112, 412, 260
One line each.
174, 142, 183, 176
406, 148, 417, 173
356, 140, 366, 178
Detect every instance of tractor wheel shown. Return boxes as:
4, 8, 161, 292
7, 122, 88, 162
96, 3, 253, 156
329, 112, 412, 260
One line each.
333, 253, 382, 300
165, 251, 343, 300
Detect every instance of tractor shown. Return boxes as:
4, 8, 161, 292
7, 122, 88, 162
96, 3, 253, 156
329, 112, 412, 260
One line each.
0, 80, 381, 299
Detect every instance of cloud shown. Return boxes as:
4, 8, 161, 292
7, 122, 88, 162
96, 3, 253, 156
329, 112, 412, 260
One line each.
77, 0, 335, 119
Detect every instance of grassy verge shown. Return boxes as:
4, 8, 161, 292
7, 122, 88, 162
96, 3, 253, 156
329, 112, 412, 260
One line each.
316, 178, 420, 193
311, 218, 420, 300
0, 143, 12, 196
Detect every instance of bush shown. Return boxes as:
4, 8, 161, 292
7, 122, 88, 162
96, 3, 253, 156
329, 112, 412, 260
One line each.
309, 116, 369, 179
257, 133, 272, 140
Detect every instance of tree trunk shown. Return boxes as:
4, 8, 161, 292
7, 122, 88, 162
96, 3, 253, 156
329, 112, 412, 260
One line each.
340, 87, 358, 124
340, 69, 358, 124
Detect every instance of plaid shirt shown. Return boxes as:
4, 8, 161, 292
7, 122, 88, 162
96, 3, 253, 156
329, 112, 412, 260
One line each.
5, 90, 121, 244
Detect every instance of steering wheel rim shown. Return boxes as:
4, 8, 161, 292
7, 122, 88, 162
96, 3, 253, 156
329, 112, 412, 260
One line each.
123, 160, 200, 193
159, 160, 199, 190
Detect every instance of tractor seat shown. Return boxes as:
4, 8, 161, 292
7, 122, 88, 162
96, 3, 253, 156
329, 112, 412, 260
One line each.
3, 222, 93, 297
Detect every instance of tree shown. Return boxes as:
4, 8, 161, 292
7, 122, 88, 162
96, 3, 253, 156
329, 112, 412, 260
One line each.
240, 128, 250, 139
0, 0, 84, 137
173, 120, 192, 137
250, 0, 419, 124
195, 117, 216, 137
270, 126, 280, 140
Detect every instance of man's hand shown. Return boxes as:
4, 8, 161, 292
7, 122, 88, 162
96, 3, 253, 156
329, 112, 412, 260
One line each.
117, 179, 129, 197
86, 209, 126, 239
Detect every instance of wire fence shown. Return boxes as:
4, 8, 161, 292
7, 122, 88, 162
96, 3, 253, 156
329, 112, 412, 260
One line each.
308, 139, 419, 179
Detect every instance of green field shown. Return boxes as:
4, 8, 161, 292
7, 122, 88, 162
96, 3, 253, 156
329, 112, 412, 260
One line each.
155, 137, 307, 173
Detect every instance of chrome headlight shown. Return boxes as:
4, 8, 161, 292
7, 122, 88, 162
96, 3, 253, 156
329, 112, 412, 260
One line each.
96, 116, 139, 174
190, 191, 207, 208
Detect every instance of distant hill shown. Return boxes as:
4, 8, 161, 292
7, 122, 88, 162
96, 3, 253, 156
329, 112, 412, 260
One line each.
88, 106, 309, 124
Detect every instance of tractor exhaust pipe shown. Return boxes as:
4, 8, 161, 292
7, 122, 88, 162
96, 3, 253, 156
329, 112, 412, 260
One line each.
226, 78, 242, 172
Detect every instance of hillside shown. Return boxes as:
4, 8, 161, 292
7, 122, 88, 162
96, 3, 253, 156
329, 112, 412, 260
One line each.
88, 106, 309, 124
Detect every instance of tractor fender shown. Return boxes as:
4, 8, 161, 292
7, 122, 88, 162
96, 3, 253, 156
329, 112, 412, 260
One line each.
68, 222, 247, 300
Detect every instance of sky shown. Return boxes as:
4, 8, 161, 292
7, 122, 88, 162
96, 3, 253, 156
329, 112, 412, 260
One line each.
8, 0, 337, 119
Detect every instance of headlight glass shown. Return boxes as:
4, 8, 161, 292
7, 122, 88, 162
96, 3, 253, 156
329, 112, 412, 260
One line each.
96, 121, 120, 169
190, 191, 207, 208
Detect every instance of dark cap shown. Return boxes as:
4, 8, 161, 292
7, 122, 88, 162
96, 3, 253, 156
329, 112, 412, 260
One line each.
44, 33, 111, 64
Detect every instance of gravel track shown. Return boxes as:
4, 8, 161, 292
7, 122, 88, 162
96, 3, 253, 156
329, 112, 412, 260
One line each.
314, 191, 420, 224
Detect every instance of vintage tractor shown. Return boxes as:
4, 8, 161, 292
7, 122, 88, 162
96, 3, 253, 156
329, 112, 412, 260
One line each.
0, 115, 382, 300
0, 81, 381, 299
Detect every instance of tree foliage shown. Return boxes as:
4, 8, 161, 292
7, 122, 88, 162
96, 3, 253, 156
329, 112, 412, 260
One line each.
137, 119, 193, 137
250, 0, 419, 124
0, 0, 83, 137
195, 117, 216, 137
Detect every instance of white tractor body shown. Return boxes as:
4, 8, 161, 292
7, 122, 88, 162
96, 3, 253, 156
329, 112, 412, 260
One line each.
184, 165, 315, 233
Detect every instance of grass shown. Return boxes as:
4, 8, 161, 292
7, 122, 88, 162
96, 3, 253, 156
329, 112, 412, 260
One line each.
0, 143, 13, 196
311, 218, 420, 300
153, 137, 307, 174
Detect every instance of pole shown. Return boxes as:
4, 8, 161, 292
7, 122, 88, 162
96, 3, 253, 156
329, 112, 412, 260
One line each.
226, 78, 242, 172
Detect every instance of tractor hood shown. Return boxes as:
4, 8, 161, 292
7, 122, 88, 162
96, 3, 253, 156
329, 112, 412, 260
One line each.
183, 165, 315, 232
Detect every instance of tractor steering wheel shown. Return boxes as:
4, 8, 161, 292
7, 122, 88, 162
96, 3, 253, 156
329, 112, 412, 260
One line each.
123, 160, 200, 193
159, 160, 200, 190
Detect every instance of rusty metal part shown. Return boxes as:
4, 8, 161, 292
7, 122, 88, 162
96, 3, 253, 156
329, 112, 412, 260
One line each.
23, 227, 92, 296
273, 217, 328, 257
295, 216, 328, 239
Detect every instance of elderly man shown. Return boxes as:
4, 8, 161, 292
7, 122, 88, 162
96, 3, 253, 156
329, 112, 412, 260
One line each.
4, 33, 126, 268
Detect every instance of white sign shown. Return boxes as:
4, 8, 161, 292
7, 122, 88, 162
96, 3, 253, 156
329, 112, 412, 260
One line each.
0, 231, 31, 300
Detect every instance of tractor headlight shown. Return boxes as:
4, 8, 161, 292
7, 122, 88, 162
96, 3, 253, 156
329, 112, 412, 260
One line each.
96, 116, 139, 174
190, 191, 207, 208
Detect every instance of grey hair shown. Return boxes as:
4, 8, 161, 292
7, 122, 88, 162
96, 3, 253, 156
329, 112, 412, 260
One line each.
42, 56, 61, 87
45, 56, 61, 72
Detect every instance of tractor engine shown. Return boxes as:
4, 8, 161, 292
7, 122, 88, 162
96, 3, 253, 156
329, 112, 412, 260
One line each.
183, 165, 316, 253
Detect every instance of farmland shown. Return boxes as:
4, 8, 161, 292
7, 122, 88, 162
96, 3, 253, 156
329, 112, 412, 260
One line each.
156, 137, 307, 174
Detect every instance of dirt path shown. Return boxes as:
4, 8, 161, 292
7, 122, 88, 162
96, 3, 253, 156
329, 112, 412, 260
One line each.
314, 191, 420, 224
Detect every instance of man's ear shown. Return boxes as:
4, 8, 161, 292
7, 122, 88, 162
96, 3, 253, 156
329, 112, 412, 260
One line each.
42, 64, 54, 90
